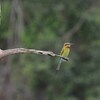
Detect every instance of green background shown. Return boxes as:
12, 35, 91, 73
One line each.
0, 0, 100, 100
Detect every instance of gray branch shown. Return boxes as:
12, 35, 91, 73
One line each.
0, 48, 69, 61
63, 0, 100, 41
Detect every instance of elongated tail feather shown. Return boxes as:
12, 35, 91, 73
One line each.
56, 58, 63, 70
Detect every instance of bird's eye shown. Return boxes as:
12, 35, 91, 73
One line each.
64, 44, 67, 46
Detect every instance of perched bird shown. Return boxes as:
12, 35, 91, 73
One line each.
56, 43, 73, 70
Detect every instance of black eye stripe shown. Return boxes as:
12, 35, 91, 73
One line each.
65, 44, 69, 46
64, 44, 67, 46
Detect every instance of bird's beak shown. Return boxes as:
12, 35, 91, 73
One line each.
70, 43, 74, 45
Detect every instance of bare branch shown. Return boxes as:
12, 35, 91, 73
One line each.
63, 0, 100, 41
0, 48, 69, 61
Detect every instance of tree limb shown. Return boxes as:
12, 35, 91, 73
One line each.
0, 48, 69, 61
63, 0, 100, 41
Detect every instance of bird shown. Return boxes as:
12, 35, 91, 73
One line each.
56, 43, 73, 70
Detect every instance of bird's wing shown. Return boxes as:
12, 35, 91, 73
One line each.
60, 48, 64, 56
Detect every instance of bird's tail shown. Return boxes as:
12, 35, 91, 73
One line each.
56, 58, 63, 70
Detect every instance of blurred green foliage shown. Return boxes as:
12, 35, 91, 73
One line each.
1, 0, 100, 100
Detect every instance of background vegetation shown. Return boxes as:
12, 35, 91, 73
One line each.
0, 0, 100, 100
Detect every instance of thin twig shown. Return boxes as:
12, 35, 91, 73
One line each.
63, 0, 100, 41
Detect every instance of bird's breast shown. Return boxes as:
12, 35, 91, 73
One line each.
63, 48, 70, 57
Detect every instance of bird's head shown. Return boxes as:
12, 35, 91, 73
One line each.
64, 43, 73, 48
